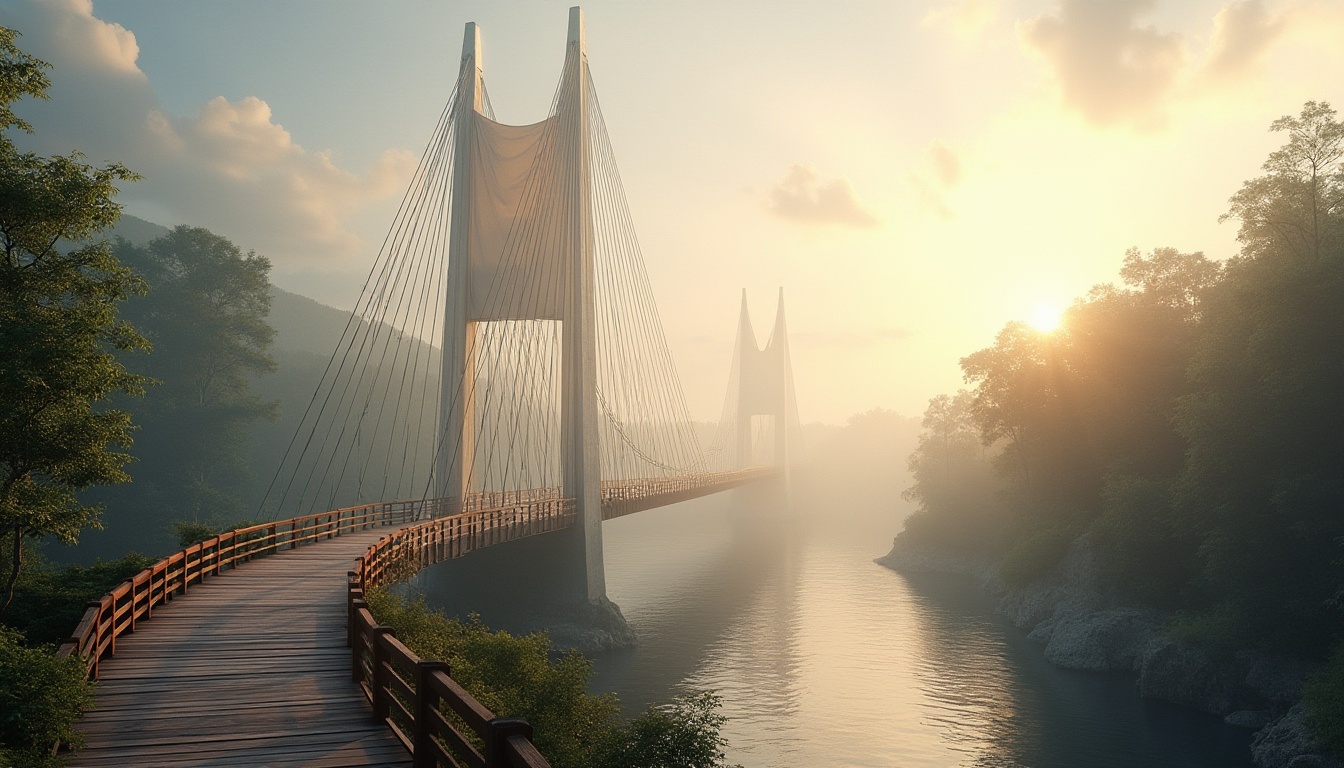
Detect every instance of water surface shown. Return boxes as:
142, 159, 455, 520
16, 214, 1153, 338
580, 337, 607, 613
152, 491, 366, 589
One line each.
417, 497, 1253, 767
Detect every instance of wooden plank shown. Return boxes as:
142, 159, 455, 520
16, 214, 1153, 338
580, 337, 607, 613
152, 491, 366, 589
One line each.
72, 528, 410, 766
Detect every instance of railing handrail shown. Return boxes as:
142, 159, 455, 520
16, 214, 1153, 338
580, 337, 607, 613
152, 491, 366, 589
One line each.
352, 498, 575, 768
58, 468, 780, 767
56, 498, 426, 677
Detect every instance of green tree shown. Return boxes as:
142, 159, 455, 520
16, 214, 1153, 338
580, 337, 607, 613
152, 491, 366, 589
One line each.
1223, 100, 1344, 262
0, 27, 143, 611
899, 391, 1002, 553
1177, 102, 1344, 654
108, 227, 275, 530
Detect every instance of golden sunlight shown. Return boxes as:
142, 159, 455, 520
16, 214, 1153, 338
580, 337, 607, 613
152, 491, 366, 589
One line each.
1028, 304, 1062, 332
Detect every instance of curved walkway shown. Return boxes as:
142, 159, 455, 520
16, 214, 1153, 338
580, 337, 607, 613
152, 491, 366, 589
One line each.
71, 529, 411, 768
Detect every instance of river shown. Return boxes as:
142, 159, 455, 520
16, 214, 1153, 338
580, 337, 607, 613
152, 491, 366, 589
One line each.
415, 495, 1254, 767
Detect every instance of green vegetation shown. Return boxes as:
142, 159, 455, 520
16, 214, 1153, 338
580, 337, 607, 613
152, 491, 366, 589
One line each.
0, 627, 92, 768
898, 100, 1344, 746
367, 589, 738, 768
86, 227, 276, 548
0, 26, 143, 613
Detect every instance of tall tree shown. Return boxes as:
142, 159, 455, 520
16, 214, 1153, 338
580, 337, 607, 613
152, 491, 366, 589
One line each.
1178, 103, 1344, 653
110, 227, 276, 528
0, 27, 143, 610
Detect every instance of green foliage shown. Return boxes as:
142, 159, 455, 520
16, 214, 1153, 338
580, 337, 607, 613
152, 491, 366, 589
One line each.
104, 228, 276, 533
899, 391, 1003, 554
172, 520, 218, 548
0, 626, 93, 767
998, 523, 1077, 587
0, 26, 143, 610
1173, 103, 1344, 655
366, 589, 739, 768
595, 692, 739, 768
1092, 475, 1196, 607
0, 544, 153, 646
1306, 643, 1344, 756
906, 100, 1343, 659
367, 588, 619, 767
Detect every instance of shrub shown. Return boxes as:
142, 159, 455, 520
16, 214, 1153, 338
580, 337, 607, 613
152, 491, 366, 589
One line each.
0, 626, 94, 767
365, 589, 740, 768
1306, 643, 1344, 755
0, 549, 155, 646
998, 524, 1077, 586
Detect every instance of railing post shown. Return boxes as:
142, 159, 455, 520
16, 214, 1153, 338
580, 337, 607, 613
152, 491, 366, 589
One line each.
414, 660, 449, 768
484, 718, 535, 768
348, 576, 363, 649
351, 598, 370, 684
371, 626, 397, 721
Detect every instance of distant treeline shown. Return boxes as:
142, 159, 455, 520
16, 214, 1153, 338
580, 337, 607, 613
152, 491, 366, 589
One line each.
898, 101, 1344, 663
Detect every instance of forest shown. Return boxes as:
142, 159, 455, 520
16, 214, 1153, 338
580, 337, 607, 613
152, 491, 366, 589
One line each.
898, 101, 1344, 747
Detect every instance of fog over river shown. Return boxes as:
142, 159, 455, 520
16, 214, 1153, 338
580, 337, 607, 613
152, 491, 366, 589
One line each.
415, 496, 1253, 767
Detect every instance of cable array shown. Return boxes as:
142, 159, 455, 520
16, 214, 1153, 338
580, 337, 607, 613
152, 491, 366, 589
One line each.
259, 45, 711, 520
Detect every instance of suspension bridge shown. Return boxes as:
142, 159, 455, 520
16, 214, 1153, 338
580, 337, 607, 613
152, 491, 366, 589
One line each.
59, 9, 800, 767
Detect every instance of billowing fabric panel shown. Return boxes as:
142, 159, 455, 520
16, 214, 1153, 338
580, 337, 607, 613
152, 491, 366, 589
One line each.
466, 112, 570, 321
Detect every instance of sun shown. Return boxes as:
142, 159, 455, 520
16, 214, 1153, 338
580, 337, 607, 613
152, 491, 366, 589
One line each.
1028, 304, 1063, 332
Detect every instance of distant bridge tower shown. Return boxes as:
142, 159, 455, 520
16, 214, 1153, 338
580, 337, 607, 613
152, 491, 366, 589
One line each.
437, 8, 604, 605
731, 289, 800, 482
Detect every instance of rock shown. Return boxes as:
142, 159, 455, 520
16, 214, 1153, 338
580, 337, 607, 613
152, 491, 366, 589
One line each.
874, 537, 985, 576
1042, 609, 1160, 672
1243, 652, 1316, 708
1227, 710, 1274, 730
1252, 704, 1343, 768
1138, 640, 1238, 715
544, 596, 638, 654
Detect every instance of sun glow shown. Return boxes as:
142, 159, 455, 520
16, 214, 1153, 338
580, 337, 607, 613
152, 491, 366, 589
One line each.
1028, 304, 1062, 332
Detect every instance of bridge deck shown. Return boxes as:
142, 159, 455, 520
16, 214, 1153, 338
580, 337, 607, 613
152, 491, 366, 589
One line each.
71, 528, 411, 768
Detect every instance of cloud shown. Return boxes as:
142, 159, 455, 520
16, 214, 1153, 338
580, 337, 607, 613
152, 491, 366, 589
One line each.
926, 140, 964, 188
1019, 0, 1185, 129
0, 0, 415, 267
1199, 1, 1286, 84
766, 164, 879, 228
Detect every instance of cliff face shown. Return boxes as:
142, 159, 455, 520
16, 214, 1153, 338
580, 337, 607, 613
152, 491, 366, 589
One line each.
876, 535, 1339, 768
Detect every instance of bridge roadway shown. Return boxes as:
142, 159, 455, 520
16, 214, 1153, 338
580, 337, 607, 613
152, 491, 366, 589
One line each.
71, 527, 412, 768
62, 469, 776, 766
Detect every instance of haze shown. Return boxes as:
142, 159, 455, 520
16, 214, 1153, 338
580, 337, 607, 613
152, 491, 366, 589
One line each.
6, 0, 1339, 423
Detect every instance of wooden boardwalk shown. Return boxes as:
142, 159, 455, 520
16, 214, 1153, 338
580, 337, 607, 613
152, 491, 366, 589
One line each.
71, 528, 412, 768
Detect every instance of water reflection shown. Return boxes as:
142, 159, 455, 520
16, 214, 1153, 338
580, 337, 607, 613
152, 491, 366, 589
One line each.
410, 498, 1253, 767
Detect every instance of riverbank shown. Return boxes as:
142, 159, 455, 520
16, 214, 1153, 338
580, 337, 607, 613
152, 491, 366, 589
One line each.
876, 535, 1341, 768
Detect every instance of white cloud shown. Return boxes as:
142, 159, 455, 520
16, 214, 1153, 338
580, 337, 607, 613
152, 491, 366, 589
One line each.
1199, 1, 1287, 84
766, 164, 879, 228
0, 0, 415, 267
1019, 0, 1186, 129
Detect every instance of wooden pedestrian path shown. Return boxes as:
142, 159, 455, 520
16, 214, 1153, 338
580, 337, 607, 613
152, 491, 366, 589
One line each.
70, 528, 411, 768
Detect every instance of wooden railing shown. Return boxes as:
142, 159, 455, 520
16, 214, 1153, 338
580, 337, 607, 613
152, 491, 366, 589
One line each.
56, 499, 428, 678
351, 498, 574, 768
57, 470, 775, 765
600, 467, 779, 519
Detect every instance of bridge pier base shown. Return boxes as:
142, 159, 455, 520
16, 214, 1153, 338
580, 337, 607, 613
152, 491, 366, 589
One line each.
409, 528, 635, 653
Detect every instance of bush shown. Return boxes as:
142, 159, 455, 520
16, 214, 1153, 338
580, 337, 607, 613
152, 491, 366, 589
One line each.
365, 589, 739, 768
1306, 643, 1344, 755
596, 691, 739, 768
0, 549, 155, 646
0, 626, 94, 768
998, 524, 1077, 586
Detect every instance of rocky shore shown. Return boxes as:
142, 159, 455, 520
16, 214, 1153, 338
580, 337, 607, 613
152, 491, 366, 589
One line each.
876, 535, 1340, 768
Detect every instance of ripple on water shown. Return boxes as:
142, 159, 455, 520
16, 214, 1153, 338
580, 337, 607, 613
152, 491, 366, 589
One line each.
592, 500, 1253, 768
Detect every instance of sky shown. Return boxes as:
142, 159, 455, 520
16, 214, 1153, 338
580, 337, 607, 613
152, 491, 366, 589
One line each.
1, 0, 1341, 424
